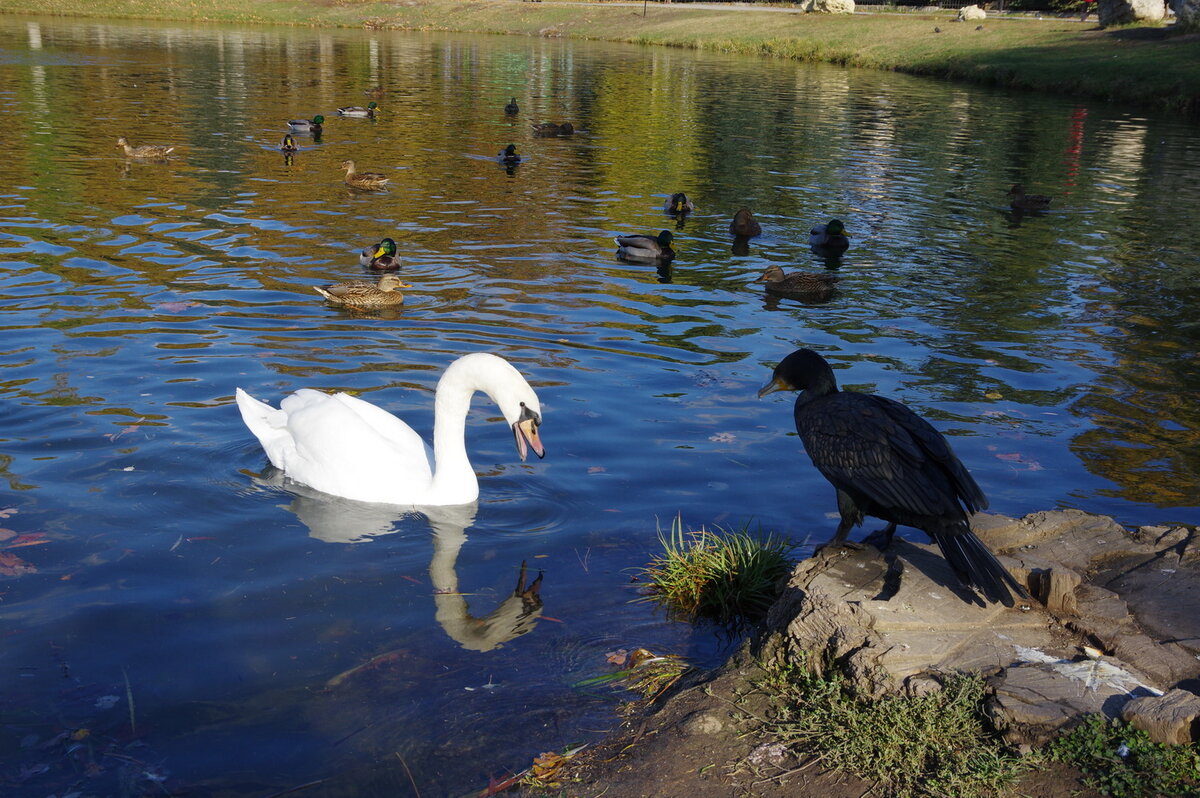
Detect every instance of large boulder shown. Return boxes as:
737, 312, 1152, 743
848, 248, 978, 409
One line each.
1099, 0, 1166, 24
957, 4, 987, 20
757, 510, 1200, 746
797, 0, 856, 13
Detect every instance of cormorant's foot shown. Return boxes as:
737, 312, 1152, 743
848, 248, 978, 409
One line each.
862, 529, 896, 550
813, 540, 864, 555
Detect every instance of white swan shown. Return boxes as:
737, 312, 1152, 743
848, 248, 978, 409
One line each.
235, 353, 545, 507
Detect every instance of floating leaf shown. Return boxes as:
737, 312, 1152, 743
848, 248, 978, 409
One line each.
4, 533, 48, 549
154, 301, 202, 312
605, 649, 629, 666
984, 391, 1003, 400
0, 551, 36, 576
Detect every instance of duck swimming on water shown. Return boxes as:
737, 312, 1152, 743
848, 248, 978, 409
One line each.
759, 349, 1029, 608
359, 237, 401, 271
288, 115, 324, 135
116, 137, 175, 158
615, 230, 675, 262
729, 208, 762, 238
1007, 184, 1052, 211
664, 193, 695, 215
756, 266, 839, 300
808, 219, 849, 252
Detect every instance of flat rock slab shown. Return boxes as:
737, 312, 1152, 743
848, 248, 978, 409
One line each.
762, 510, 1200, 745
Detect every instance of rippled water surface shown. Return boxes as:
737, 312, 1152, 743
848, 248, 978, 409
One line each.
1, 14, 1198, 796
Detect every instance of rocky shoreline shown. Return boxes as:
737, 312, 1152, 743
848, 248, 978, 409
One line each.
546, 509, 1200, 795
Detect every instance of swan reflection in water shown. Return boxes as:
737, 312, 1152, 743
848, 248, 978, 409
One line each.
252, 468, 545, 652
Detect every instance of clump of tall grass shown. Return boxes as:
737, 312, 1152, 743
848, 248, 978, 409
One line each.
635, 516, 794, 626
757, 667, 1029, 797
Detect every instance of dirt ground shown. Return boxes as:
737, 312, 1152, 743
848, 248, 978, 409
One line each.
521, 660, 1104, 798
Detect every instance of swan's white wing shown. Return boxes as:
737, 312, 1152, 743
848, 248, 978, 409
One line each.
240, 388, 433, 504
326, 392, 431, 461
236, 388, 297, 470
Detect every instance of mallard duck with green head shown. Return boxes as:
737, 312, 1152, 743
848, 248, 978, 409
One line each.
315, 273, 409, 308
1007, 184, 1052, 211
341, 159, 390, 190
664, 193, 695, 215
288, 115, 325, 134
359, 238, 401, 271
117, 137, 175, 158
279, 134, 298, 153
809, 219, 849, 252
757, 265, 839, 299
616, 230, 675, 262
498, 144, 522, 165
337, 101, 378, 118
730, 208, 762, 237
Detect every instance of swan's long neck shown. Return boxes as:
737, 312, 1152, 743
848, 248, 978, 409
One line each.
428, 369, 480, 505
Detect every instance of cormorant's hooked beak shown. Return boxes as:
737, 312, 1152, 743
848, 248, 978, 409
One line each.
757, 373, 795, 398
512, 404, 545, 461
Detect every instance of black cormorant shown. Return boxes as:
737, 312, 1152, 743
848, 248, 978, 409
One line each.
759, 348, 1029, 607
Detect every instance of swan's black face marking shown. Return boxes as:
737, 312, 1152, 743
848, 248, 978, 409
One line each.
513, 402, 545, 461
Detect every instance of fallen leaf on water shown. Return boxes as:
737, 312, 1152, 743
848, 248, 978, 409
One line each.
326, 649, 409, 689
995, 452, 1044, 471
531, 751, 566, 784
984, 391, 1003, 400
155, 301, 203, 312
606, 649, 629, 666
3, 534, 48, 549
105, 422, 144, 442
0, 552, 36, 576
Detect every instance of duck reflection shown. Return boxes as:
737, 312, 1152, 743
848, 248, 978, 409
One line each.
252, 469, 545, 651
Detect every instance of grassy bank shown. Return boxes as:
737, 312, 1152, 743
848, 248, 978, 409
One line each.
4, 0, 1199, 113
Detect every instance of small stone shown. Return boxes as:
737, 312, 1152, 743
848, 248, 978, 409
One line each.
681, 711, 724, 736
747, 741, 790, 769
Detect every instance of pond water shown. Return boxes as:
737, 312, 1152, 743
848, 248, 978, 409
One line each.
0, 14, 1197, 796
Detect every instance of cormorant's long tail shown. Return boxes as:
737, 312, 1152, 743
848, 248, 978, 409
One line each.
930, 530, 1029, 608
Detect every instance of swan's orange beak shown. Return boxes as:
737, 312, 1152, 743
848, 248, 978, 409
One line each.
513, 412, 545, 461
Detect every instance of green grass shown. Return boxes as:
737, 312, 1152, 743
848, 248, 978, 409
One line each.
3, 0, 1199, 114
1048, 713, 1200, 797
755, 666, 1030, 797
635, 517, 794, 626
